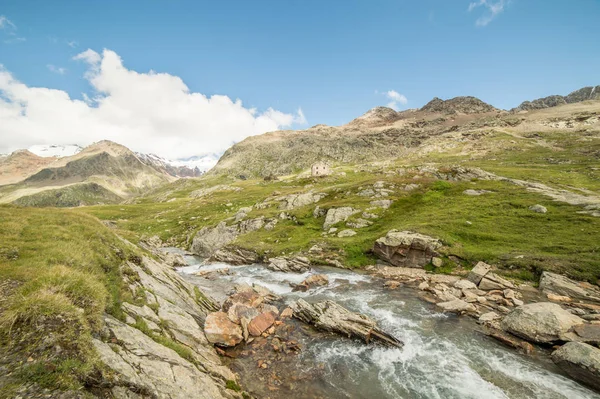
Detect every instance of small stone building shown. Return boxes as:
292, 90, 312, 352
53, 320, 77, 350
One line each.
311, 162, 331, 177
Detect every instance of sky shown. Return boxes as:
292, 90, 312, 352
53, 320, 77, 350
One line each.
0, 0, 599, 164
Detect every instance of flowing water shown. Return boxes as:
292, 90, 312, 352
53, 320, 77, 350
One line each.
174, 253, 600, 399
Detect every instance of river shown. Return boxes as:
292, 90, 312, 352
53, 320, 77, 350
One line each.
175, 253, 600, 399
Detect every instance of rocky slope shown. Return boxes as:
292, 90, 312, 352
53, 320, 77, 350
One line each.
513, 85, 600, 112
210, 88, 598, 178
0, 140, 177, 206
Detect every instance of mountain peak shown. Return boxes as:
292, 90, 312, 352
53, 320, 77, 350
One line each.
348, 106, 400, 126
421, 96, 498, 115
513, 85, 600, 112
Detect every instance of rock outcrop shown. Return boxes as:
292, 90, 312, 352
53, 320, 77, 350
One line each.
501, 302, 584, 343
373, 230, 442, 268
539, 271, 600, 304
290, 299, 403, 348
420, 96, 498, 114
323, 207, 359, 230
552, 342, 600, 391
278, 192, 327, 210
191, 222, 239, 258
93, 256, 237, 398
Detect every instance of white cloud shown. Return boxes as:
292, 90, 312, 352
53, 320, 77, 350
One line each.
381, 90, 408, 110
0, 48, 308, 163
0, 15, 25, 44
66, 40, 78, 48
468, 0, 507, 26
47, 64, 67, 75
0, 15, 16, 30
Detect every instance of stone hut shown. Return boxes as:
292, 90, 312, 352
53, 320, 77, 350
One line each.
311, 162, 331, 177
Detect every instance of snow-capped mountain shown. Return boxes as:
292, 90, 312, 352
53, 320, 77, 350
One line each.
28, 144, 84, 158
135, 153, 214, 177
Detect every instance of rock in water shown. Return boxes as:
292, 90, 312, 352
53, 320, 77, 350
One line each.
289, 299, 403, 348
539, 271, 600, 304
552, 342, 600, 391
501, 302, 584, 344
204, 312, 244, 347
293, 274, 329, 291
373, 230, 442, 268
266, 256, 311, 273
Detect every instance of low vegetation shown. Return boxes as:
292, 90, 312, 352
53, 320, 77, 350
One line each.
0, 205, 139, 397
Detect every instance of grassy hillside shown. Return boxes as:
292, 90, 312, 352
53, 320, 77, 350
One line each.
12, 182, 123, 207
81, 125, 600, 283
0, 205, 140, 397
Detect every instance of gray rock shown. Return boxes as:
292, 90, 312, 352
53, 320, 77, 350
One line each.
373, 230, 442, 268
266, 256, 311, 273
467, 262, 491, 285
94, 316, 230, 399
501, 302, 585, 343
290, 299, 402, 348
479, 312, 501, 323
239, 216, 265, 233
323, 207, 359, 230
479, 272, 515, 290
209, 247, 260, 265
346, 218, 372, 229
529, 204, 547, 214
279, 192, 326, 210
539, 271, 600, 304
191, 222, 238, 258
552, 342, 600, 391
454, 279, 477, 290
436, 299, 476, 313
369, 199, 393, 209
337, 229, 357, 238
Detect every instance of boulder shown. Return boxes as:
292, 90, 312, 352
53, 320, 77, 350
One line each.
454, 279, 477, 290
501, 302, 585, 343
239, 216, 265, 233
248, 312, 276, 336
539, 271, 600, 304
209, 247, 260, 265
552, 342, 600, 391
294, 274, 329, 291
227, 303, 260, 325
436, 299, 476, 313
222, 290, 263, 312
529, 204, 547, 214
467, 261, 491, 285
570, 324, 600, 346
369, 199, 393, 209
337, 229, 357, 237
290, 299, 403, 348
323, 207, 359, 230
479, 272, 515, 290
266, 256, 311, 273
279, 192, 326, 210
204, 312, 243, 347
190, 222, 238, 258
373, 230, 442, 268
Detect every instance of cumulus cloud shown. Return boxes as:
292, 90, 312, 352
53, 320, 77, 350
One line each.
382, 90, 408, 110
468, 0, 507, 26
47, 64, 67, 75
0, 15, 25, 43
0, 49, 307, 163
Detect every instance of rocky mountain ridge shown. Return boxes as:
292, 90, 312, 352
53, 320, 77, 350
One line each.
513, 85, 600, 112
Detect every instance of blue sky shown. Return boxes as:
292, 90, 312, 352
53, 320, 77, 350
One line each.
1, 0, 599, 161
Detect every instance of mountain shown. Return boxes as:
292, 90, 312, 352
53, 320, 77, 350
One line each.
0, 150, 57, 185
420, 96, 499, 114
136, 152, 203, 178
513, 85, 600, 112
0, 140, 175, 206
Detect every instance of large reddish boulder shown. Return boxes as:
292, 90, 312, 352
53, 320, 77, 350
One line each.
204, 311, 243, 347
247, 312, 276, 337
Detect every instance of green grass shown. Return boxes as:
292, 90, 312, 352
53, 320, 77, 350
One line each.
0, 205, 139, 394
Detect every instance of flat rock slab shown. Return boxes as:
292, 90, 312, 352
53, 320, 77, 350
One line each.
290, 299, 403, 348
501, 302, 584, 344
539, 271, 600, 304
